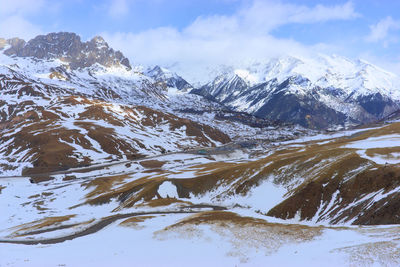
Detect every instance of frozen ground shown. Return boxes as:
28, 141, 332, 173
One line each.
1, 121, 400, 266
2, 211, 400, 267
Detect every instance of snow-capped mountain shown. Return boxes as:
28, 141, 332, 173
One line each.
3, 32, 131, 70
193, 55, 400, 129
145, 65, 193, 91
2, 32, 400, 266
0, 33, 235, 176
1, 32, 300, 176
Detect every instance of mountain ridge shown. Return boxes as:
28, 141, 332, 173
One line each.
1, 32, 131, 70
2, 32, 400, 266
1, 32, 302, 176
191, 54, 400, 129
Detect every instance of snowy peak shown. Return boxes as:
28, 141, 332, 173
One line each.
3, 32, 131, 70
191, 73, 249, 105
203, 54, 400, 99
260, 54, 400, 98
146, 65, 175, 80
145, 65, 193, 91
194, 54, 400, 129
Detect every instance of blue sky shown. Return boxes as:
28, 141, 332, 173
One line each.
1, 0, 399, 75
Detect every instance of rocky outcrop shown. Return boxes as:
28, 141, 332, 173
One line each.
4, 32, 131, 70
2, 38, 26, 54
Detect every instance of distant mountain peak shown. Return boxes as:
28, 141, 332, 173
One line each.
145, 65, 193, 91
3, 32, 131, 70
192, 54, 400, 129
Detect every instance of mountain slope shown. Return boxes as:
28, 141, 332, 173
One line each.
193, 55, 400, 129
2, 32, 400, 266
1, 119, 400, 266
145, 65, 193, 91
0, 33, 234, 176
0, 95, 230, 176
3, 32, 400, 225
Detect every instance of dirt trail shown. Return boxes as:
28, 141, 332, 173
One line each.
0, 205, 227, 245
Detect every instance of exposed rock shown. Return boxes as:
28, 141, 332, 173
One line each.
4, 38, 26, 55
252, 83, 349, 129
192, 55, 400, 130
4, 32, 131, 70
194, 73, 400, 129
192, 74, 248, 104
356, 93, 399, 119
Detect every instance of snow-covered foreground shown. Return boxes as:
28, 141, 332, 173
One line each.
1, 122, 400, 266
2, 212, 400, 267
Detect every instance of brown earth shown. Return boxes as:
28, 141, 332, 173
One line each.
267, 165, 400, 225
0, 95, 230, 176
139, 160, 166, 169
164, 211, 322, 237
156, 211, 323, 262
264, 123, 400, 225
33, 121, 398, 225
10, 215, 76, 237
119, 216, 156, 228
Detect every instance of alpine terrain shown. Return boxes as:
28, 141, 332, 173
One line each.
1, 32, 400, 266
192, 55, 400, 129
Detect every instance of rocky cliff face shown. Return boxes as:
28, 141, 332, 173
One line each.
192, 74, 249, 104
3, 32, 131, 70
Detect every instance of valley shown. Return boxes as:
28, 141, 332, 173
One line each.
1, 120, 400, 266
1, 32, 400, 266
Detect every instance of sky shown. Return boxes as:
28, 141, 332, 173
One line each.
1, 0, 400, 76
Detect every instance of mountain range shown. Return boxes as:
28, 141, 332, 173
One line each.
2, 32, 400, 131
1, 32, 400, 265
192, 55, 400, 129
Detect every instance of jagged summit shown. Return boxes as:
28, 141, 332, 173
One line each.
90, 35, 108, 48
145, 65, 193, 91
2, 32, 400, 130
2, 32, 131, 70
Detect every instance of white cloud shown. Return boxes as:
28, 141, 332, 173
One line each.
237, 0, 358, 34
366, 16, 400, 46
289, 2, 359, 23
0, 0, 46, 15
0, 15, 42, 40
0, 0, 48, 40
181, 1, 359, 38
108, 0, 129, 18
102, 0, 358, 83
